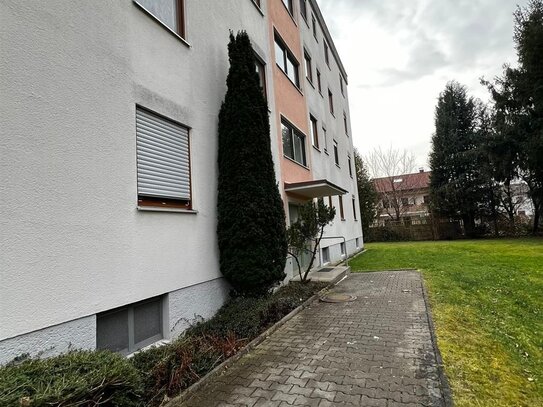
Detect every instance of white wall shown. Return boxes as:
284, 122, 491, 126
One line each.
0, 0, 271, 341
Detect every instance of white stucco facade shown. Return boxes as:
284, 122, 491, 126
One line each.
0, 0, 362, 363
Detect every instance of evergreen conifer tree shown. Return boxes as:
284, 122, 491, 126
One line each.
354, 149, 378, 237
217, 31, 287, 296
429, 81, 488, 236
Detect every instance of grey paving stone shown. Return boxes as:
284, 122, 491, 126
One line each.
175, 272, 449, 407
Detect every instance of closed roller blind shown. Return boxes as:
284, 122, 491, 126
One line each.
136, 107, 190, 200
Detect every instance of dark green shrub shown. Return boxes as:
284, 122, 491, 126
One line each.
217, 31, 287, 296
0, 351, 143, 406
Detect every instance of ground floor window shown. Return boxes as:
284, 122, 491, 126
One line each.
340, 242, 346, 256
322, 246, 330, 264
96, 295, 164, 354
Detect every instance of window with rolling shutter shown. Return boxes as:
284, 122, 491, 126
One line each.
136, 106, 191, 209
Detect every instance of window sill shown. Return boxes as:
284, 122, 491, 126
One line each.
284, 155, 310, 171
324, 149, 329, 155
133, 1, 191, 48
313, 145, 321, 152
335, 164, 341, 169
319, 91, 324, 98
306, 78, 315, 89
137, 206, 198, 214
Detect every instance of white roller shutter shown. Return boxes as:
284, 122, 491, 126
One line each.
136, 107, 191, 200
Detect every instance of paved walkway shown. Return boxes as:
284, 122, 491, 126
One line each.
178, 271, 449, 407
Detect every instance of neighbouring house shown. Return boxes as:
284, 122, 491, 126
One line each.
372, 170, 431, 226
0, 0, 362, 364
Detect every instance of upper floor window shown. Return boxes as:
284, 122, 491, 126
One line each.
312, 14, 318, 40
343, 112, 348, 135
252, 0, 262, 8
340, 74, 345, 96
423, 195, 430, 204
328, 89, 334, 115
304, 51, 313, 83
300, 0, 307, 21
255, 56, 267, 100
316, 69, 322, 93
348, 154, 353, 177
323, 126, 328, 153
310, 115, 319, 149
333, 140, 339, 166
275, 34, 300, 87
282, 119, 307, 166
136, 106, 192, 209
324, 40, 330, 67
352, 196, 357, 221
282, 0, 294, 15
135, 0, 185, 39
339, 195, 345, 220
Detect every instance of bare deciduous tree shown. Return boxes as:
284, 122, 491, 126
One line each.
365, 147, 420, 222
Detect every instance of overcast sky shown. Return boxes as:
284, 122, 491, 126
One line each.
316, 0, 528, 172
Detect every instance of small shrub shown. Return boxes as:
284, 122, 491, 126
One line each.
0, 351, 143, 406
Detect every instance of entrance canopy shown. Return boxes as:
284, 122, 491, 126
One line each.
284, 179, 347, 199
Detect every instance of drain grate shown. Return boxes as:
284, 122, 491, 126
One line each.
320, 293, 357, 303
317, 267, 335, 273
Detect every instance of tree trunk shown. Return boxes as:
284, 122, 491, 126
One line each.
533, 204, 541, 235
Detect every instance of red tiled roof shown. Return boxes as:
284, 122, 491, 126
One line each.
372, 171, 431, 193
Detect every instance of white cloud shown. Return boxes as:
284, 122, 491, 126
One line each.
317, 0, 528, 169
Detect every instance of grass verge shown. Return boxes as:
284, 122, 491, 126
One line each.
350, 238, 542, 407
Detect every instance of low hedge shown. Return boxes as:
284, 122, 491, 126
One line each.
1, 281, 327, 406
0, 351, 143, 406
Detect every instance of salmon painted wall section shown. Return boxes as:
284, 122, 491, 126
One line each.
268, 0, 312, 198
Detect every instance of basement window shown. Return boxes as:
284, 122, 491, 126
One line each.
97, 296, 164, 355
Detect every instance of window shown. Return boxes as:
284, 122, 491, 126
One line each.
328, 195, 333, 208
348, 155, 352, 177
255, 56, 267, 100
136, 106, 191, 209
136, 0, 185, 39
339, 195, 345, 220
322, 247, 330, 264
401, 197, 409, 206
310, 115, 319, 149
352, 196, 357, 220
97, 296, 163, 354
304, 51, 313, 83
282, 119, 307, 166
275, 34, 300, 87
340, 242, 346, 256
423, 195, 430, 204
312, 14, 318, 39
252, 0, 261, 8
300, 0, 307, 20
383, 199, 390, 209
340, 74, 345, 96
328, 89, 334, 115
282, 0, 294, 15
316, 69, 322, 93
356, 238, 360, 248
323, 127, 328, 153
333, 140, 339, 166
343, 112, 348, 135
324, 40, 330, 67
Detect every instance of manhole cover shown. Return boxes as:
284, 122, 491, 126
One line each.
320, 293, 357, 303
317, 267, 334, 273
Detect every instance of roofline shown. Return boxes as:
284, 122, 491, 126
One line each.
372, 171, 431, 182
309, 0, 348, 83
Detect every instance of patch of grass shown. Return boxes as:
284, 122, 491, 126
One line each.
350, 238, 543, 407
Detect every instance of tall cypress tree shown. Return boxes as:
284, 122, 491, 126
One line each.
353, 149, 378, 237
217, 31, 287, 296
429, 81, 487, 236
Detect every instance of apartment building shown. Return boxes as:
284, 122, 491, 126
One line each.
0, 0, 362, 363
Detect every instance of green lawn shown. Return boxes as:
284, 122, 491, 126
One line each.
349, 239, 542, 407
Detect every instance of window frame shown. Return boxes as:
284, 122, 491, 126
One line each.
352, 196, 357, 220
316, 68, 322, 94
328, 89, 334, 115
311, 14, 318, 41
304, 50, 313, 84
136, 106, 192, 210
333, 140, 339, 166
254, 54, 268, 100
339, 195, 345, 220
348, 154, 353, 177
274, 33, 300, 88
281, 0, 294, 15
324, 40, 330, 67
96, 295, 164, 355
134, 0, 186, 41
281, 118, 308, 167
343, 112, 348, 135
310, 115, 319, 149
340, 74, 345, 96
300, 0, 307, 21
322, 126, 328, 154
